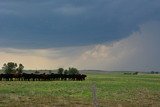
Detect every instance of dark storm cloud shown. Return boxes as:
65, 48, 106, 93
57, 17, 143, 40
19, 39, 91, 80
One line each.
0, 0, 160, 48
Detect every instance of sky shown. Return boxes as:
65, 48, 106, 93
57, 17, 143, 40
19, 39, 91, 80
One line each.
0, 0, 160, 71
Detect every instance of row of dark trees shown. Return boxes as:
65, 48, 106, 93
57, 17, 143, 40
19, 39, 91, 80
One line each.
1, 62, 87, 81
150, 71, 159, 74
2, 62, 79, 75
57, 67, 79, 75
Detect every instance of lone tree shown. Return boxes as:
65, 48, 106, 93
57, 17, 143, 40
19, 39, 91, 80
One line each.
68, 67, 79, 75
16, 63, 24, 74
2, 62, 17, 74
58, 68, 64, 74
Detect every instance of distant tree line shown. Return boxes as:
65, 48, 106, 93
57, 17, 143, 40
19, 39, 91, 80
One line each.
0, 62, 87, 81
58, 67, 79, 75
150, 71, 159, 74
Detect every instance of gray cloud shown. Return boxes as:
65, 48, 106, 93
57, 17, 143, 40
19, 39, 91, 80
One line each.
0, 0, 160, 49
0, 21, 160, 71
71, 21, 160, 71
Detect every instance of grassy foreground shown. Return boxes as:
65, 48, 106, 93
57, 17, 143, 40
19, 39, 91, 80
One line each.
0, 73, 160, 107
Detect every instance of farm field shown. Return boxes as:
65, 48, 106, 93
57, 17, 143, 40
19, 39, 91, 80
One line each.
0, 73, 160, 107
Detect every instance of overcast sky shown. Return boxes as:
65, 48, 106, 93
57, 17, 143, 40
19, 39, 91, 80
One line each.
0, 0, 160, 71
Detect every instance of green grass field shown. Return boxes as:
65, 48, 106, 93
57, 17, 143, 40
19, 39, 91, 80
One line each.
0, 73, 160, 107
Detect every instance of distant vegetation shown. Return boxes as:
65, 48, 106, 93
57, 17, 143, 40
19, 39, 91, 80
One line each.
0, 62, 86, 81
58, 67, 79, 75
150, 71, 159, 74
1, 62, 79, 75
2, 62, 24, 74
